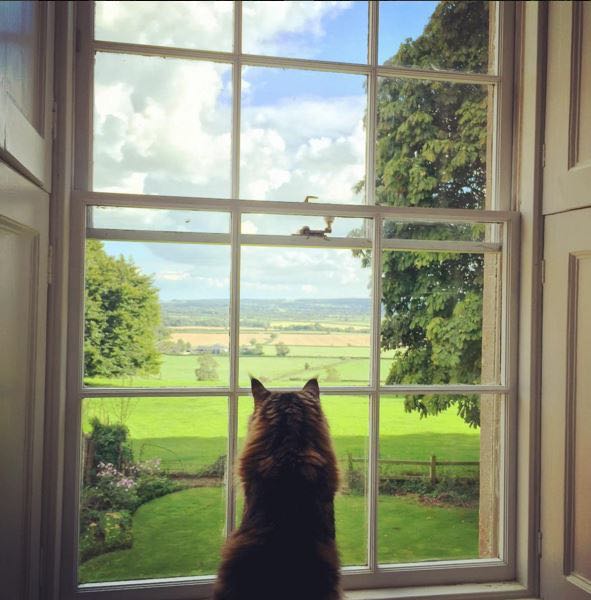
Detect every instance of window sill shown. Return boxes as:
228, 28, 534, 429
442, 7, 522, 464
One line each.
345, 581, 534, 600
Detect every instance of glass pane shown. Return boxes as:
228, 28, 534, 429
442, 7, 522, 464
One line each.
237, 394, 368, 567
95, 1, 233, 52
379, 249, 501, 385
2, 0, 41, 128
239, 247, 372, 387
240, 67, 367, 203
89, 207, 230, 234
375, 78, 490, 209
242, 214, 370, 239
78, 396, 227, 583
83, 240, 230, 387
383, 220, 499, 243
378, 1, 493, 73
378, 394, 501, 564
93, 53, 232, 197
242, 0, 369, 63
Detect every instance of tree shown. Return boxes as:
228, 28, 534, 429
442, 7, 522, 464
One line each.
275, 341, 290, 357
84, 240, 162, 378
195, 354, 219, 381
239, 339, 264, 356
362, 2, 490, 427
325, 366, 340, 383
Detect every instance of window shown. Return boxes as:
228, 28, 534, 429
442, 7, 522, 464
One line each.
63, 1, 517, 597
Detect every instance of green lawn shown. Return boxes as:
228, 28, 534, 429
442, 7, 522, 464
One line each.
80, 353, 480, 583
79, 487, 478, 584
82, 396, 480, 473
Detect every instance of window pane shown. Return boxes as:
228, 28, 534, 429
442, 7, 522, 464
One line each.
93, 53, 232, 197
242, 1, 369, 63
3, 0, 42, 129
95, 1, 233, 52
83, 241, 230, 387
378, 394, 501, 564
237, 394, 369, 567
378, 1, 493, 73
239, 247, 372, 387
383, 220, 499, 243
78, 396, 227, 583
375, 78, 490, 209
89, 207, 230, 234
242, 214, 370, 239
379, 249, 501, 385
240, 67, 367, 203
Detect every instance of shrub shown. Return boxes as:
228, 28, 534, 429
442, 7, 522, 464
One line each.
134, 459, 181, 502
89, 418, 133, 477
83, 462, 140, 513
101, 511, 133, 552
196, 455, 226, 480
80, 510, 133, 562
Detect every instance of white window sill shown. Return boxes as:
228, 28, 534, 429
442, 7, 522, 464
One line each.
345, 581, 534, 600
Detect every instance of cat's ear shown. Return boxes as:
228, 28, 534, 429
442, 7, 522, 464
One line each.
303, 378, 320, 398
251, 377, 270, 406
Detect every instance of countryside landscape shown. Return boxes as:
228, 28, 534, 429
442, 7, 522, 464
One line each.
80, 296, 481, 583
80, 0, 490, 583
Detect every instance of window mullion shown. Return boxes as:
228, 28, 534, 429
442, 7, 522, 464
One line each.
366, 0, 378, 207
368, 214, 383, 572
231, 0, 242, 199
226, 207, 242, 537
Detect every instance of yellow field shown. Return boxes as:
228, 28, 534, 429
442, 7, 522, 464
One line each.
169, 331, 371, 347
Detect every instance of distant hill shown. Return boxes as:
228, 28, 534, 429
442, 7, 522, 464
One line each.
161, 298, 371, 327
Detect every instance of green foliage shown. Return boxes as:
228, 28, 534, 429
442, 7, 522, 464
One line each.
80, 509, 133, 562
195, 455, 226, 479
84, 239, 162, 378
239, 339, 264, 356
194, 354, 219, 380
324, 366, 341, 382
367, 1, 490, 427
275, 341, 290, 357
89, 417, 133, 476
135, 463, 182, 504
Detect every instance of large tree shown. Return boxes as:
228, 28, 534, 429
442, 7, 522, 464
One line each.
373, 1, 490, 427
85, 240, 162, 378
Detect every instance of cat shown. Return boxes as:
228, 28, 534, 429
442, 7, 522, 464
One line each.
213, 378, 342, 600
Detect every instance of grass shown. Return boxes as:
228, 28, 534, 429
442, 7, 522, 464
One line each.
80, 352, 480, 583
82, 396, 480, 473
84, 351, 399, 388
79, 487, 478, 583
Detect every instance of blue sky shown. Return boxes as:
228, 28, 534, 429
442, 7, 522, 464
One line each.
93, 1, 437, 302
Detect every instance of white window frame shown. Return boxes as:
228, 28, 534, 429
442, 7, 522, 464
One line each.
60, 2, 523, 599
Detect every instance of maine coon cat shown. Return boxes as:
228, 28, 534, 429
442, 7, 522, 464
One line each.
213, 378, 341, 600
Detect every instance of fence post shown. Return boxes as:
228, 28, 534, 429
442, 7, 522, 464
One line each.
430, 454, 437, 484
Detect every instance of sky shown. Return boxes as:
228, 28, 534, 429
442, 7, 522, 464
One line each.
92, 1, 437, 301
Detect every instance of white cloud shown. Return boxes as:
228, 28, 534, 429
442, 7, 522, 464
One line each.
242, 1, 353, 56
240, 94, 366, 203
94, 54, 232, 197
95, 1, 234, 51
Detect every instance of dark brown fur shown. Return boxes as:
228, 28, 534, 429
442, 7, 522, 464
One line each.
213, 378, 342, 600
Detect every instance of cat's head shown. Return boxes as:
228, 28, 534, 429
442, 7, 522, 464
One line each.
240, 377, 337, 483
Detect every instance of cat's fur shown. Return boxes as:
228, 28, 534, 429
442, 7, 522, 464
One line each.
213, 378, 342, 600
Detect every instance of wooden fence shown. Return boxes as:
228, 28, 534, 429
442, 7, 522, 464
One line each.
347, 454, 479, 484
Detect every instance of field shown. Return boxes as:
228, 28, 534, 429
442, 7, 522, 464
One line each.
84, 344, 399, 388
80, 300, 482, 583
